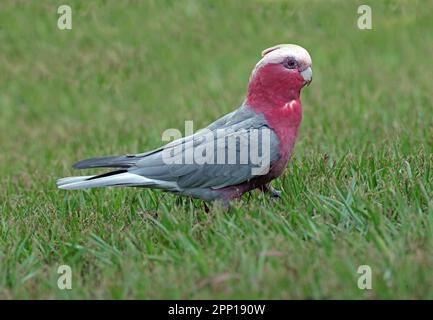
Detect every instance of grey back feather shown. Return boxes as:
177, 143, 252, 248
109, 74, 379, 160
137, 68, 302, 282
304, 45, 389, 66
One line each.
73, 106, 281, 190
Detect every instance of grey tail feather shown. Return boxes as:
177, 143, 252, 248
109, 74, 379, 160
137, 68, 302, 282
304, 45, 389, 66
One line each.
57, 175, 94, 187
86, 169, 128, 180
56, 170, 128, 187
57, 171, 167, 190
73, 155, 138, 169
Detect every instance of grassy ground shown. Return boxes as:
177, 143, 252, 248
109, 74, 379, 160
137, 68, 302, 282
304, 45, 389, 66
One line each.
0, 0, 432, 299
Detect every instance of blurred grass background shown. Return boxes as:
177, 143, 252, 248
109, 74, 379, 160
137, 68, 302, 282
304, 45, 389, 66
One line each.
0, 0, 432, 298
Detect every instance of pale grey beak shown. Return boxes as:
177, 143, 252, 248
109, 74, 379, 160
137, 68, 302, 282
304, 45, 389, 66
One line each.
300, 66, 313, 85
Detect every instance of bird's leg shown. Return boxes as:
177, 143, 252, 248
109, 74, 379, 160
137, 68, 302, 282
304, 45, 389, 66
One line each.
210, 199, 231, 211
203, 200, 230, 212
221, 199, 231, 211
258, 183, 282, 199
203, 202, 210, 213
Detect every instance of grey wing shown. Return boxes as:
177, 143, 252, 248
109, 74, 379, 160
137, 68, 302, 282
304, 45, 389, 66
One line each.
170, 127, 279, 189
72, 115, 235, 170
74, 106, 254, 169
129, 109, 280, 190
73, 106, 281, 191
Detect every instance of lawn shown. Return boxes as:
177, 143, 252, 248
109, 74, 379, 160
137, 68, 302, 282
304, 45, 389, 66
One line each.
0, 0, 432, 299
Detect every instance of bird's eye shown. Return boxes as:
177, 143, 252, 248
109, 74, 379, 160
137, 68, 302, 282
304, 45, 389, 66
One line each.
284, 57, 297, 69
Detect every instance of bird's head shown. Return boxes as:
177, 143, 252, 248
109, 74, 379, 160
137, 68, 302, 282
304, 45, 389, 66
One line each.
246, 44, 312, 108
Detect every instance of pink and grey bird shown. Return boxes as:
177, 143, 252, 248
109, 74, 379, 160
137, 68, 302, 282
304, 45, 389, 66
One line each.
57, 44, 313, 207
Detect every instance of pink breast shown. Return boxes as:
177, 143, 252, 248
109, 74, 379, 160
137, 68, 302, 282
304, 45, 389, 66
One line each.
258, 99, 302, 178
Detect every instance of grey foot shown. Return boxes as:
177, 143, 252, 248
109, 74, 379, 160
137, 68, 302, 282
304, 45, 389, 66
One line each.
259, 184, 283, 199
269, 188, 282, 199
202, 199, 231, 212
214, 199, 231, 211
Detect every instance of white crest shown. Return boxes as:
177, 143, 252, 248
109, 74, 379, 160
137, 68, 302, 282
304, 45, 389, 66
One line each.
254, 44, 312, 72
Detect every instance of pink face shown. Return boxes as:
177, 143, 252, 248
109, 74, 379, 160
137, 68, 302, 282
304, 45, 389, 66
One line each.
254, 63, 306, 94
255, 44, 312, 86
247, 44, 312, 108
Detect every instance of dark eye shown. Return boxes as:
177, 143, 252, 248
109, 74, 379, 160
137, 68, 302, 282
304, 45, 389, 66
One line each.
284, 57, 297, 69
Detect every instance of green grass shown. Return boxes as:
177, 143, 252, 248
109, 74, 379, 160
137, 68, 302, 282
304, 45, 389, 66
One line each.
0, 0, 432, 299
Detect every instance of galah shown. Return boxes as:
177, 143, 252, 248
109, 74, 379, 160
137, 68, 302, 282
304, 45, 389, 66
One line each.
57, 44, 313, 207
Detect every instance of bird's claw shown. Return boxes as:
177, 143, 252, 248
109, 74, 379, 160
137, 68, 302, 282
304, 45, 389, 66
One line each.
259, 184, 283, 200
269, 188, 282, 199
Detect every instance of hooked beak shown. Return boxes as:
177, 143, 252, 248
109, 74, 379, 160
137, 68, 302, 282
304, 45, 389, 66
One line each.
300, 66, 313, 86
